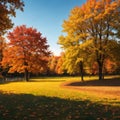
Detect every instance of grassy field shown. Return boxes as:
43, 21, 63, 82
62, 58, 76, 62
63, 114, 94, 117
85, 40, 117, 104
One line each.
0, 76, 120, 120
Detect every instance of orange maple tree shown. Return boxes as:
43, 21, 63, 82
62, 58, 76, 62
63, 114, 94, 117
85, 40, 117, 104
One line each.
2, 25, 51, 81
55, 53, 64, 75
49, 56, 63, 75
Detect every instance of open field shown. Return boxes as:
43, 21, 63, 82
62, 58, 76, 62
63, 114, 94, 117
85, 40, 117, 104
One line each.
0, 76, 120, 120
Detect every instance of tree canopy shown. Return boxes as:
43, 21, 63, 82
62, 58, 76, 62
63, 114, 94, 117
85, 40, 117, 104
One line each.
0, 0, 24, 35
58, 0, 120, 80
2, 25, 51, 81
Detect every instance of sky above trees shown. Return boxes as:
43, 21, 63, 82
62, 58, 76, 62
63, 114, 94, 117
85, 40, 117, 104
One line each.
11, 0, 86, 55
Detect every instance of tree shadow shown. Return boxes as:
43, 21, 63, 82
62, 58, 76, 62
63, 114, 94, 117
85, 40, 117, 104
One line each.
0, 92, 120, 120
67, 78, 120, 86
0, 77, 65, 84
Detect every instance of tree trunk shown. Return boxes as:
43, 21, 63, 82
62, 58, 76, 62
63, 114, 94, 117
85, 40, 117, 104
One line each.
98, 61, 103, 80
80, 61, 84, 82
24, 68, 29, 81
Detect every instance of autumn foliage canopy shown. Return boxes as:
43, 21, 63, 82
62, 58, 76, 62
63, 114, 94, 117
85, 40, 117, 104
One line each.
0, 0, 24, 35
2, 25, 50, 80
58, 0, 120, 80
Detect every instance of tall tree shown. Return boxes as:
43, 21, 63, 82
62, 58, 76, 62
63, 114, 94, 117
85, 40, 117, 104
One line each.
0, 0, 24, 35
59, 30, 92, 81
2, 25, 51, 81
58, 0, 120, 80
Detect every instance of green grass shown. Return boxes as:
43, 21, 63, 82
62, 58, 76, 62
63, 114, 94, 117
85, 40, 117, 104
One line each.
0, 76, 120, 120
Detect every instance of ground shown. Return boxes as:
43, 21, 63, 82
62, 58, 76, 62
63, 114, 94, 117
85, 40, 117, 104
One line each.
0, 76, 120, 120
62, 77, 120, 99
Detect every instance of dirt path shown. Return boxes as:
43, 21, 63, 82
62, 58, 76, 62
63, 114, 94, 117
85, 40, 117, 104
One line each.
61, 81, 120, 99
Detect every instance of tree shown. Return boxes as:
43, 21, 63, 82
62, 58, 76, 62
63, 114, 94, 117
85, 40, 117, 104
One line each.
0, 36, 6, 75
55, 53, 64, 75
0, 36, 5, 62
0, 0, 24, 35
59, 32, 92, 81
48, 55, 62, 75
104, 59, 117, 74
48, 55, 58, 75
106, 40, 120, 74
58, 0, 120, 80
2, 25, 51, 81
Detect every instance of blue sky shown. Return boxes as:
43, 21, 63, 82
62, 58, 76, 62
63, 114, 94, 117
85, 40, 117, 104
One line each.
12, 0, 86, 55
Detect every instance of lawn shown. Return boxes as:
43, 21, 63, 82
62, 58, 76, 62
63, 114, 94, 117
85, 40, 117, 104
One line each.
0, 76, 120, 120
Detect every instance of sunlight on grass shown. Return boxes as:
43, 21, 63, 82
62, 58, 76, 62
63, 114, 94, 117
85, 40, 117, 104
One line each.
0, 76, 120, 119
0, 76, 120, 106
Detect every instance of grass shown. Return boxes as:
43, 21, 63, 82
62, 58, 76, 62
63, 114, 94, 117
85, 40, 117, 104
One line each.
0, 76, 120, 120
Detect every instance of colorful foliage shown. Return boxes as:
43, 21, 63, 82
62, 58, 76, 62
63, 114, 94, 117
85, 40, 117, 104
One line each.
2, 25, 51, 81
58, 0, 120, 80
0, 0, 24, 35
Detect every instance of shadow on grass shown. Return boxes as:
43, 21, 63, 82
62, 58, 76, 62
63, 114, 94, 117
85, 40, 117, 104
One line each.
0, 79, 65, 85
0, 92, 120, 120
67, 78, 120, 87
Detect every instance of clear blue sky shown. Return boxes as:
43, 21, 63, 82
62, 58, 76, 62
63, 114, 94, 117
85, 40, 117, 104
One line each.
12, 0, 86, 55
